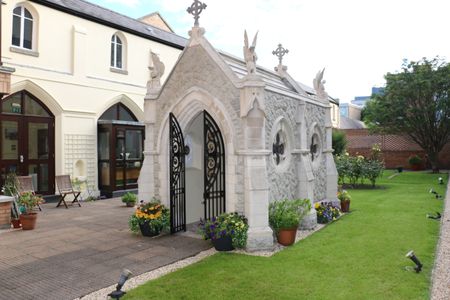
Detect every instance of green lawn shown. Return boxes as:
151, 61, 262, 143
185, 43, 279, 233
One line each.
125, 171, 447, 300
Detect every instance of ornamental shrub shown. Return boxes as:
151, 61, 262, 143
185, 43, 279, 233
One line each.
269, 199, 311, 233
198, 212, 249, 248
315, 202, 341, 224
332, 130, 347, 156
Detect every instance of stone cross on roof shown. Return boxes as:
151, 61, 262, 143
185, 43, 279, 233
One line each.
272, 44, 289, 65
187, 0, 207, 27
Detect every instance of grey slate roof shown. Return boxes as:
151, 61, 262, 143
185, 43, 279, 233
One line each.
339, 116, 366, 129
30, 0, 187, 48
219, 50, 338, 104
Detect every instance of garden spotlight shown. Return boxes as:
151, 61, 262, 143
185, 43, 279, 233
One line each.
429, 188, 442, 199
438, 177, 443, 185
405, 251, 423, 273
426, 212, 441, 220
107, 269, 132, 299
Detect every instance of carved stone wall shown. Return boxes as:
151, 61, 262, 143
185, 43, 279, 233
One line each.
156, 45, 242, 147
305, 103, 327, 200
265, 91, 298, 201
152, 45, 244, 209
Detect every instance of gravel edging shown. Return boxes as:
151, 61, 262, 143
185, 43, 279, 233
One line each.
430, 172, 450, 300
76, 222, 327, 299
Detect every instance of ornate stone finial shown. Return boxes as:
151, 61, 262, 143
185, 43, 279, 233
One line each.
243, 30, 258, 75
146, 51, 165, 97
272, 44, 289, 66
313, 68, 328, 100
187, 0, 207, 27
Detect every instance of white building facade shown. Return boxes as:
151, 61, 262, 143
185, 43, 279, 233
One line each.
0, 0, 184, 197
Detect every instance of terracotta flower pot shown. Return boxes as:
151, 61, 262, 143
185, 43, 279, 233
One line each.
277, 227, 298, 246
340, 200, 350, 213
20, 213, 38, 230
212, 236, 234, 251
126, 202, 135, 207
11, 219, 21, 228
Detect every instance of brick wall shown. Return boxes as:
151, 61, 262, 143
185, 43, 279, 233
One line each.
0, 202, 11, 229
343, 129, 450, 169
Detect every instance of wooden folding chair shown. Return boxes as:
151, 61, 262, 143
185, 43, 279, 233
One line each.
55, 175, 81, 209
16, 175, 42, 211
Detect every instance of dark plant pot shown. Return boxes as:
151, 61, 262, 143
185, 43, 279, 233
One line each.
125, 202, 135, 207
20, 213, 37, 230
397, 167, 403, 173
139, 221, 161, 237
340, 200, 350, 213
11, 219, 21, 228
212, 235, 234, 251
277, 227, 298, 246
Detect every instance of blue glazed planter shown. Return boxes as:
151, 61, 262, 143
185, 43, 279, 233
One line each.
212, 235, 234, 251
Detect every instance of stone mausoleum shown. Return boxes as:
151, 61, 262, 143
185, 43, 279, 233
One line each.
139, 3, 338, 251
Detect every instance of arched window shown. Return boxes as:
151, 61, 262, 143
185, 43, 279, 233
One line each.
99, 103, 136, 121
111, 34, 123, 69
12, 6, 34, 50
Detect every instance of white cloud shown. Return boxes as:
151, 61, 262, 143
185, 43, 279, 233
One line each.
91, 0, 450, 101
161, 0, 450, 102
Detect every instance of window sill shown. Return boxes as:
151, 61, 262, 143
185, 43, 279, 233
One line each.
110, 67, 128, 75
10, 46, 39, 57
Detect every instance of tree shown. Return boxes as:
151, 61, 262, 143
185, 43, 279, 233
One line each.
332, 130, 347, 156
364, 57, 450, 172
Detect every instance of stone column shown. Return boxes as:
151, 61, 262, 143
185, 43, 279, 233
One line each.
295, 102, 317, 229
324, 105, 338, 203
138, 84, 160, 202
239, 76, 274, 251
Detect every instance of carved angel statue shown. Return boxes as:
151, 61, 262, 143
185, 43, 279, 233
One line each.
243, 30, 258, 75
313, 68, 328, 100
147, 51, 165, 89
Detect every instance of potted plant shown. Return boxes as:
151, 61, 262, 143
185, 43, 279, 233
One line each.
337, 189, 351, 212
121, 192, 137, 207
128, 199, 169, 237
269, 198, 310, 246
2, 172, 21, 228
408, 155, 423, 171
198, 212, 249, 251
396, 166, 403, 173
17, 191, 44, 230
315, 202, 341, 224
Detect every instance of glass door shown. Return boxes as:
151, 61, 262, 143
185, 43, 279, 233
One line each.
24, 117, 54, 194
98, 123, 144, 197
115, 127, 144, 190
1, 91, 55, 195
0, 117, 21, 185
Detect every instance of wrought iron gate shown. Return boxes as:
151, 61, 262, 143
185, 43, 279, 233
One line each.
169, 113, 186, 233
203, 110, 226, 220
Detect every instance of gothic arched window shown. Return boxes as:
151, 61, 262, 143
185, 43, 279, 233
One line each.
12, 6, 34, 50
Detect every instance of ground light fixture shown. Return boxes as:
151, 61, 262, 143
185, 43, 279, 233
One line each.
405, 251, 423, 273
426, 212, 441, 220
429, 188, 442, 199
108, 269, 132, 299
438, 177, 444, 185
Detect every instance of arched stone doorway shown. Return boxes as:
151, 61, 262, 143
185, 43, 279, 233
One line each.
0, 91, 55, 194
98, 103, 144, 198
169, 110, 226, 233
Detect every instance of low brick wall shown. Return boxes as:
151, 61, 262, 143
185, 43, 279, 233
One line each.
343, 129, 450, 169
0, 202, 11, 229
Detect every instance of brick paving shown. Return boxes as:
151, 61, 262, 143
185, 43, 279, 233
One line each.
0, 198, 210, 300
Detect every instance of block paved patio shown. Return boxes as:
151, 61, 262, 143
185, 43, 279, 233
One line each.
0, 198, 210, 300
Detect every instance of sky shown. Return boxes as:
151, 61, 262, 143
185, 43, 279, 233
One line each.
87, 0, 450, 103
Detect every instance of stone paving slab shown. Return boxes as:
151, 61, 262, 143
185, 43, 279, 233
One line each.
0, 198, 210, 300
